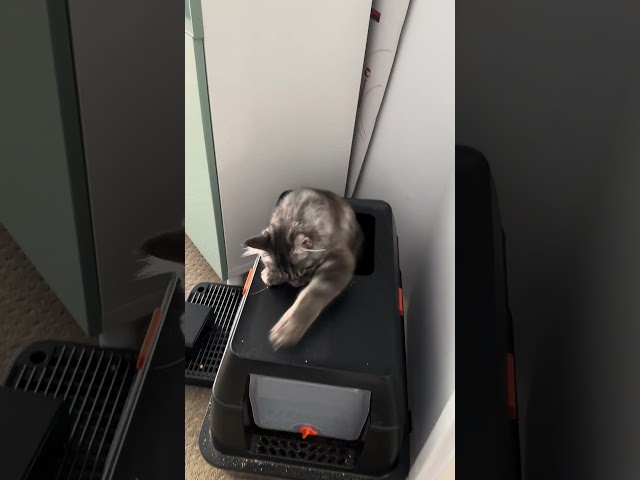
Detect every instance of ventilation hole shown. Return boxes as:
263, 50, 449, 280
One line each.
250, 432, 358, 469
197, 287, 205, 293
29, 351, 47, 365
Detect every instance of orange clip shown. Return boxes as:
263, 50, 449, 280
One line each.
398, 288, 404, 317
299, 426, 317, 439
506, 353, 517, 420
137, 307, 162, 370
242, 268, 255, 295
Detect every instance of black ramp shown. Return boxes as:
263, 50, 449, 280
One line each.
185, 283, 243, 387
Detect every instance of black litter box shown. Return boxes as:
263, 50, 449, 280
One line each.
199, 198, 411, 480
456, 145, 522, 479
2, 274, 184, 480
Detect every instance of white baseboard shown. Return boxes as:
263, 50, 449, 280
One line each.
409, 391, 455, 480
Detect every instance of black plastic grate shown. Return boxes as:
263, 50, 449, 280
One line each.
249, 430, 360, 469
4, 343, 136, 480
185, 283, 243, 386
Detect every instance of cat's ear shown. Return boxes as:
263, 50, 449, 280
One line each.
244, 233, 271, 252
294, 234, 313, 252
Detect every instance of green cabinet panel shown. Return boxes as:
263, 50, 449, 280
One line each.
185, 0, 204, 39
185, 33, 227, 279
0, 0, 100, 334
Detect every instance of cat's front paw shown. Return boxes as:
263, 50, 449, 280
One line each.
261, 268, 284, 286
269, 308, 309, 350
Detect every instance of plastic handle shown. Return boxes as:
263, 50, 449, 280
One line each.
299, 426, 318, 439
242, 268, 255, 295
506, 353, 517, 420
136, 308, 162, 370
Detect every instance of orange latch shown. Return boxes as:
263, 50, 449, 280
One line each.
242, 268, 255, 295
137, 307, 162, 370
506, 353, 517, 420
299, 426, 318, 439
398, 288, 404, 317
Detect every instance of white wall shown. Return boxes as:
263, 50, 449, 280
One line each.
201, 0, 371, 278
571, 86, 640, 479
354, 0, 455, 464
409, 392, 455, 480
456, 1, 640, 476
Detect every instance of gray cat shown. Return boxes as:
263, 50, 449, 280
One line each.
244, 188, 363, 349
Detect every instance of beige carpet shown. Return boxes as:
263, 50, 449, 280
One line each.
184, 234, 232, 480
0, 224, 95, 381
0, 225, 276, 479
185, 236, 278, 480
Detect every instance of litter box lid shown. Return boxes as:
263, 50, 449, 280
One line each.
456, 145, 522, 479
229, 199, 404, 377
